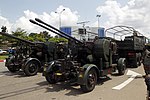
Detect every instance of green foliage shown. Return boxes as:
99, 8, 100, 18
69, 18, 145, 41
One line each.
12, 28, 27, 37
26, 36, 34, 42
0, 27, 68, 47
49, 37, 68, 43
27, 31, 53, 42
10, 28, 28, 43
0, 55, 8, 60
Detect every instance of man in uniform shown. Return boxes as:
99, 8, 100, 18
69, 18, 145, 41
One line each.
143, 46, 150, 100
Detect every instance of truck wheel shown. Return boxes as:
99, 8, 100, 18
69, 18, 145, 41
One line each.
45, 72, 57, 84
117, 58, 126, 75
7, 66, 20, 73
80, 68, 97, 93
24, 60, 39, 76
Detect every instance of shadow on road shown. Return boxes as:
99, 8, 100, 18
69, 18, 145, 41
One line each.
0, 71, 112, 99
0, 80, 84, 99
97, 76, 112, 85
0, 70, 44, 78
36, 76, 112, 96
0, 70, 25, 77
0, 84, 47, 99
37, 81, 84, 96
0, 76, 112, 100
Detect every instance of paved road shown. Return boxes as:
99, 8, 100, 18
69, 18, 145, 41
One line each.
0, 62, 147, 100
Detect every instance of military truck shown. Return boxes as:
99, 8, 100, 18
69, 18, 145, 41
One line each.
30, 18, 127, 92
105, 26, 146, 68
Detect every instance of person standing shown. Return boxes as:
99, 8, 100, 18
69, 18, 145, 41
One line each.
143, 48, 150, 100
143, 48, 150, 75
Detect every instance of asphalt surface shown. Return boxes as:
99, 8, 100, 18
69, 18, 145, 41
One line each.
0, 62, 147, 100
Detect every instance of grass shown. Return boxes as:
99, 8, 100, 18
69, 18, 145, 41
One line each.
0, 55, 8, 60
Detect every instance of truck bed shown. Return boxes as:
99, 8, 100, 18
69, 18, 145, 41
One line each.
116, 36, 145, 51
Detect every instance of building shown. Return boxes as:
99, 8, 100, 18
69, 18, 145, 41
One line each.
60, 26, 105, 41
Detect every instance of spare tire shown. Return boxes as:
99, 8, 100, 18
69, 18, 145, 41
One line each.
93, 39, 110, 61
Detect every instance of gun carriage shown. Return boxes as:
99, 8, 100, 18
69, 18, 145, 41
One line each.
0, 31, 56, 76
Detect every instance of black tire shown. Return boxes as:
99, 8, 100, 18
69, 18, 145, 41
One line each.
45, 72, 57, 84
6, 57, 20, 73
24, 60, 40, 76
45, 61, 61, 84
117, 58, 126, 75
80, 68, 97, 93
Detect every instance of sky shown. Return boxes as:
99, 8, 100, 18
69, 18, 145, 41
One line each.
0, 0, 150, 37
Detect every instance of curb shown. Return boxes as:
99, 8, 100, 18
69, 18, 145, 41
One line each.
0, 60, 6, 62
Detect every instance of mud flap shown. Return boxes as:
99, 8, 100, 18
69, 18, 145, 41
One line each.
43, 61, 55, 76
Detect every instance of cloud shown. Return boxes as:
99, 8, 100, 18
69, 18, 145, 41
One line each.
11, 10, 40, 34
96, 0, 150, 37
55, 5, 80, 26
1, 1, 150, 38
0, 5, 80, 36
0, 16, 12, 33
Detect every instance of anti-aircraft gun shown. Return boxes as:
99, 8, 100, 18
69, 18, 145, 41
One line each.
0, 31, 54, 76
30, 18, 126, 92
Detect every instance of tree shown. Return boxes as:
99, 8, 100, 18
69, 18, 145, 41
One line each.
28, 31, 52, 42
1, 26, 7, 33
12, 28, 27, 38
8, 28, 28, 44
49, 37, 68, 43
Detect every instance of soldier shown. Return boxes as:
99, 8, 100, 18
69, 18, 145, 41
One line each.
142, 47, 150, 100
143, 48, 150, 74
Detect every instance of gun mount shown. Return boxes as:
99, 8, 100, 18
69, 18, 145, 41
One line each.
30, 18, 127, 93
0, 31, 53, 76
30, 18, 86, 60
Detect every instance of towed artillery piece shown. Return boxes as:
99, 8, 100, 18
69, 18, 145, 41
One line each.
0, 31, 56, 76
30, 18, 127, 92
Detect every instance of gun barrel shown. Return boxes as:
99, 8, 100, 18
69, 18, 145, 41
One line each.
0, 32, 35, 45
30, 18, 83, 44
29, 19, 69, 39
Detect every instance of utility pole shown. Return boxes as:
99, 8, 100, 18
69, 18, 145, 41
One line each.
77, 21, 90, 40
55, 9, 65, 29
96, 15, 101, 28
